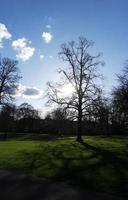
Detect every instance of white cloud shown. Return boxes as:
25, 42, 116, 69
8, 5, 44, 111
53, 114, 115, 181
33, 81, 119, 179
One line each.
12, 38, 35, 61
46, 24, 51, 29
49, 55, 53, 59
42, 32, 52, 43
16, 46, 35, 61
12, 38, 26, 48
0, 23, 11, 48
12, 84, 43, 99
40, 54, 45, 60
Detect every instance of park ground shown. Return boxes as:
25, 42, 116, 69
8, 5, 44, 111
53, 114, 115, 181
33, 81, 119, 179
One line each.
0, 136, 128, 199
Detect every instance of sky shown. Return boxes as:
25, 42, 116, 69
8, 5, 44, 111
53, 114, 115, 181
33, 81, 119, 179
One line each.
0, 0, 128, 114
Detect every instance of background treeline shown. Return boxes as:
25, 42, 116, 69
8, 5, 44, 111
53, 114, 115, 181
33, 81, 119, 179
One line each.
1, 62, 128, 139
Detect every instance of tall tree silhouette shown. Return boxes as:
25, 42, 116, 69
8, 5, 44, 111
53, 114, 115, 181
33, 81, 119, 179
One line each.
47, 37, 104, 141
0, 57, 21, 104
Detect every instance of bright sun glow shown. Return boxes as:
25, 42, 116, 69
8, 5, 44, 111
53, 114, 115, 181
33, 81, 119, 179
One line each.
59, 84, 74, 97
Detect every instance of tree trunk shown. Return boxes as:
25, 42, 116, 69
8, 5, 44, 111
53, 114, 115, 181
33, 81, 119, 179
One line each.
77, 109, 83, 142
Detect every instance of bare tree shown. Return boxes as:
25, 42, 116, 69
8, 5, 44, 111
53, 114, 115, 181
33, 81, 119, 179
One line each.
47, 37, 104, 141
0, 57, 21, 104
17, 103, 40, 120
112, 62, 128, 128
51, 107, 67, 120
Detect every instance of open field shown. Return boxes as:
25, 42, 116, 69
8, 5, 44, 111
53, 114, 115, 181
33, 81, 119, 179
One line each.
0, 136, 128, 197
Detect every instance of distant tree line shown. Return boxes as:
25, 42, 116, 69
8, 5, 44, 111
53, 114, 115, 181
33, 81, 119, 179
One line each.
0, 103, 40, 133
0, 94, 128, 137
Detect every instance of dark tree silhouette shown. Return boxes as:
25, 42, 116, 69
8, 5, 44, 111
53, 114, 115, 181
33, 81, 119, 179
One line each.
17, 103, 40, 120
16, 103, 41, 133
0, 103, 43, 134
112, 63, 128, 131
47, 37, 104, 141
51, 107, 67, 120
0, 103, 17, 132
0, 57, 21, 104
92, 95, 110, 135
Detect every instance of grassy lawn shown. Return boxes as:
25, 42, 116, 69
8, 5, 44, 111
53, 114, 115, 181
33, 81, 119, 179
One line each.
0, 136, 128, 197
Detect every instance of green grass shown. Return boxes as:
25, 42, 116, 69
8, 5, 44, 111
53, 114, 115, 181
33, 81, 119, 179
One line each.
0, 136, 128, 197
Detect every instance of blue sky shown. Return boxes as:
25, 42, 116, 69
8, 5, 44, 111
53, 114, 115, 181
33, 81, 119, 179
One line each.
0, 0, 128, 113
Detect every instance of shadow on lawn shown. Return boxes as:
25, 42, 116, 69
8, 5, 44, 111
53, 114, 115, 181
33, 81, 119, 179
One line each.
75, 141, 128, 195
19, 140, 128, 197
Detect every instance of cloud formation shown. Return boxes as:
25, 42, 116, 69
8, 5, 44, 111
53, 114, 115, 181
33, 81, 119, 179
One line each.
0, 23, 11, 48
12, 84, 43, 99
49, 55, 53, 59
40, 54, 45, 60
46, 25, 51, 29
42, 32, 52, 43
12, 38, 35, 61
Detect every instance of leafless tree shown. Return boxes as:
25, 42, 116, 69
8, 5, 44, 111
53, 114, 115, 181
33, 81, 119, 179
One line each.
17, 103, 40, 120
47, 37, 104, 141
0, 57, 21, 104
112, 62, 128, 127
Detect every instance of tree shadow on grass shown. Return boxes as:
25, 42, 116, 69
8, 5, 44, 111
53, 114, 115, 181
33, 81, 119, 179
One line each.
76, 140, 128, 196
18, 141, 128, 197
